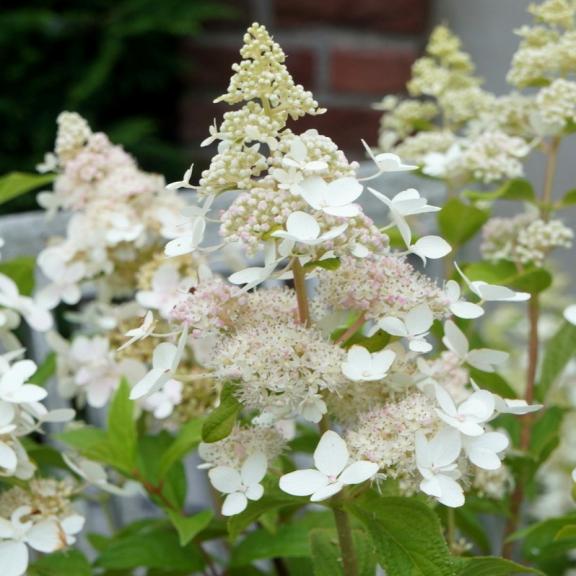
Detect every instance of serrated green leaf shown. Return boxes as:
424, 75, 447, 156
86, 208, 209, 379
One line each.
537, 321, 576, 402
96, 525, 204, 571
28, 550, 91, 576
168, 509, 214, 546
0, 256, 36, 295
309, 528, 375, 576
454, 556, 544, 575
347, 493, 455, 576
231, 512, 333, 566
159, 418, 203, 478
438, 197, 489, 246
463, 179, 536, 202
0, 172, 54, 206
227, 483, 303, 541
202, 383, 241, 443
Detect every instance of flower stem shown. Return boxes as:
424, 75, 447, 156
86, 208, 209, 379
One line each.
541, 137, 560, 220
334, 313, 366, 346
333, 503, 359, 576
503, 137, 557, 557
291, 257, 310, 327
503, 293, 540, 557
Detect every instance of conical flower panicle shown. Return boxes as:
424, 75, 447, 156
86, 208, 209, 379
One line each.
215, 23, 324, 121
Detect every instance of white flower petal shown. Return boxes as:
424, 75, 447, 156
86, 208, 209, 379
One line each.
208, 466, 243, 494
26, 519, 64, 552
412, 236, 452, 260
339, 461, 379, 485
241, 453, 267, 486
564, 305, 576, 326
0, 541, 28, 576
279, 469, 329, 497
450, 301, 484, 319
245, 483, 264, 501
314, 431, 349, 477
221, 492, 248, 516
310, 481, 344, 502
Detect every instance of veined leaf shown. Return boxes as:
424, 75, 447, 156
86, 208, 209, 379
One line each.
347, 493, 455, 576
202, 383, 241, 443
438, 197, 489, 247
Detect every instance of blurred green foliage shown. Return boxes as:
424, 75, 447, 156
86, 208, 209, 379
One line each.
0, 0, 233, 200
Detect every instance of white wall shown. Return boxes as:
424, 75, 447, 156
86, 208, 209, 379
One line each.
433, 0, 576, 268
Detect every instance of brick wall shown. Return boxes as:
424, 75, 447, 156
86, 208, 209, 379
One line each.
180, 0, 431, 160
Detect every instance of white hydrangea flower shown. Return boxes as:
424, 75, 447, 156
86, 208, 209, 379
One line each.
367, 187, 440, 246
455, 263, 530, 303
434, 384, 495, 437
377, 303, 434, 353
415, 428, 464, 508
341, 345, 396, 382
208, 453, 267, 516
444, 280, 484, 319
294, 176, 363, 218
129, 328, 187, 401
279, 431, 378, 501
443, 320, 509, 372
271, 211, 348, 248
0, 506, 84, 576
0, 274, 53, 332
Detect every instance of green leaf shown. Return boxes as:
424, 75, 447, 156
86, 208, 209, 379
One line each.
347, 493, 455, 576
561, 188, 576, 206
231, 512, 333, 566
28, 550, 92, 576
29, 353, 56, 386
202, 383, 241, 443
556, 525, 576, 540
464, 261, 517, 284
57, 426, 113, 463
137, 433, 187, 510
96, 525, 204, 571
468, 369, 517, 399
0, 172, 54, 206
438, 197, 489, 247
309, 528, 376, 576
537, 321, 576, 402
168, 509, 213, 546
0, 256, 36, 295
304, 257, 341, 272
159, 418, 203, 478
507, 268, 552, 294
454, 556, 544, 575
463, 179, 536, 202
530, 406, 566, 463
106, 379, 137, 473
228, 483, 303, 541
463, 261, 551, 295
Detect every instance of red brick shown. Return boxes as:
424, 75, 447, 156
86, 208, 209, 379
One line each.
275, 0, 430, 34
287, 107, 381, 159
179, 95, 224, 146
182, 41, 316, 91
330, 48, 416, 95
179, 97, 380, 161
